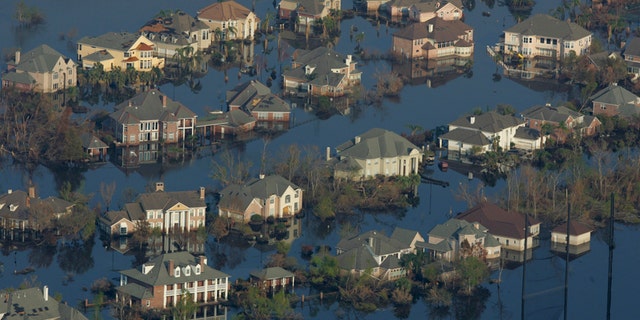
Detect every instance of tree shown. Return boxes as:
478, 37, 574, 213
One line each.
309, 253, 340, 287
456, 256, 489, 295
171, 290, 196, 320
100, 181, 116, 211
210, 149, 252, 187
313, 195, 335, 221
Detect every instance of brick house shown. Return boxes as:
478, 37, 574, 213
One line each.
2, 44, 77, 93
118, 251, 229, 309
197, 1, 259, 41
109, 89, 197, 146
0, 187, 74, 233
98, 183, 207, 235
77, 32, 165, 71
590, 83, 640, 118
392, 17, 473, 60
283, 46, 361, 97
196, 110, 257, 139
521, 103, 601, 143
140, 10, 211, 58
227, 80, 291, 127
500, 14, 592, 61
218, 175, 303, 223
331, 128, 423, 180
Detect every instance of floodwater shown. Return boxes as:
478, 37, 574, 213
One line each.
0, 0, 638, 319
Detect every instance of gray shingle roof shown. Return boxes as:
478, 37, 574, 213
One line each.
81, 133, 108, 150
250, 266, 294, 280
456, 202, 540, 240
218, 175, 299, 212
589, 84, 639, 106
337, 230, 408, 256
2, 70, 35, 85
521, 104, 579, 123
110, 89, 196, 124
410, 0, 463, 11
16, 44, 74, 73
0, 287, 88, 320
624, 37, 640, 57
514, 127, 541, 140
390, 226, 422, 248
137, 189, 206, 211
449, 112, 523, 133
79, 32, 142, 51
439, 128, 491, 146
336, 246, 379, 271
284, 47, 355, 87
505, 14, 591, 41
394, 17, 472, 43
336, 128, 420, 160
83, 50, 114, 62
227, 80, 291, 113
0, 190, 72, 222
119, 251, 229, 288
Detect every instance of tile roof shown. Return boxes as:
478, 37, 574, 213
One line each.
336, 128, 420, 160
505, 14, 591, 41
393, 17, 472, 42
552, 221, 593, 236
110, 89, 196, 124
119, 251, 229, 289
198, 1, 254, 21
456, 202, 540, 240
449, 111, 523, 133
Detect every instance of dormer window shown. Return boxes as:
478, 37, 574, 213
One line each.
174, 267, 180, 277
195, 265, 201, 275
184, 267, 191, 276
9, 204, 17, 212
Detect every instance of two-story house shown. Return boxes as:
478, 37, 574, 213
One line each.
283, 46, 361, 97
392, 17, 473, 60
409, 0, 464, 22
520, 103, 600, 143
419, 218, 500, 262
77, 32, 165, 71
336, 227, 423, 280
280, 0, 341, 33
227, 80, 291, 128
109, 89, 197, 146
439, 111, 524, 157
456, 202, 540, 252
622, 37, 640, 81
218, 175, 303, 223
0, 187, 74, 233
118, 251, 230, 309
500, 14, 592, 61
197, 1, 259, 41
140, 10, 211, 58
589, 83, 640, 118
332, 128, 423, 180
2, 44, 77, 93
99, 183, 207, 235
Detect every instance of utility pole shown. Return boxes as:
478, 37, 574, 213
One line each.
564, 204, 570, 320
606, 193, 615, 320
521, 212, 528, 320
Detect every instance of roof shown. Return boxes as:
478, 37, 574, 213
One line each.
218, 175, 300, 212
455, 202, 540, 239
521, 104, 580, 123
283, 47, 355, 87
336, 128, 420, 160
81, 133, 108, 150
0, 287, 88, 320
336, 246, 379, 271
0, 189, 72, 221
410, 0, 463, 11
250, 266, 295, 280
82, 50, 114, 62
449, 111, 523, 133
428, 218, 487, 240
110, 89, 196, 124
380, 254, 401, 269
552, 221, 593, 236
79, 32, 146, 51
394, 17, 472, 42
14, 44, 74, 73
2, 70, 35, 85
589, 84, 639, 106
119, 251, 229, 288
505, 14, 591, 41
227, 80, 291, 113
136, 189, 206, 211
513, 127, 541, 140
198, 1, 255, 21
337, 230, 408, 256
297, 0, 330, 16
439, 128, 491, 146
390, 226, 422, 247
624, 37, 640, 57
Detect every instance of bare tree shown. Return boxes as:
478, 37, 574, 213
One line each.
100, 181, 116, 211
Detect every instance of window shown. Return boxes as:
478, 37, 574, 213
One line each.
53, 72, 59, 80
185, 267, 191, 276
270, 197, 274, 204
285, 195, 291, 204
175, 268, 180, 277
295, 190, 299, 198
146, 300, 150, 307
195, 265, 201, 275
539, 38, 545, 44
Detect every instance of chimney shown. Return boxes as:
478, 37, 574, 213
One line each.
345, 54, 352, 65
15, 50, 20, 64
43, 286, 49, 301
545, 102, 551, 107
162, 95, 167, 108
128, 100, 132, 107
28, 186, 35, 199
155, 182, 164, 192
199, 255, 207, 268
168, 259, 174, 276
7, 189, 12, 194
354, 136, 361, 144
259, 174, 265, 180
26, 196, 30, 208
470, 116, 475, 124
368, 237, 374, 247
428, 24, 434, 33
326, 146, 331, 161
199, 187, 205, 200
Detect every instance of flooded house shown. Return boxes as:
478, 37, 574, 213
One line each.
139, 10, 211, 58
197, 1, 259, 41
419, 218, 501, 262
2, 44, 77, 93
392, 17, 473, 60
77, 32, 165, 71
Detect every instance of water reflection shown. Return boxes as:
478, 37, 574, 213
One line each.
57, 237, 95, 275
392, 57, 473, 88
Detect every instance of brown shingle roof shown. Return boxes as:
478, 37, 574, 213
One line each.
456, 202, 539, 239
552, 221, 593, 236
393, 17, 472, 42
198, 1, 253, 21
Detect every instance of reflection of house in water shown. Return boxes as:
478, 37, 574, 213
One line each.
392, 56, 471, 87
550, 221, 593, 258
